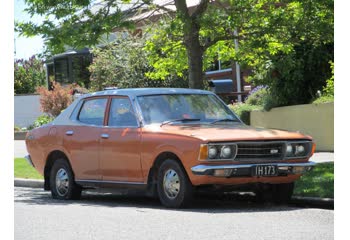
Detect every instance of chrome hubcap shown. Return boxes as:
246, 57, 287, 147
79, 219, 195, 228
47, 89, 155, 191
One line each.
56, 168, 69, 196
163, 169, 180, 199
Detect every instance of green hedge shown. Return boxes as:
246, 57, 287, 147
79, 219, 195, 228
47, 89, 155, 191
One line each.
229, 104, 262, 125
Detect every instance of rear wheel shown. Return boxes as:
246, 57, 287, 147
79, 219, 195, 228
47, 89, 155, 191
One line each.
157, 159, 193, 208
50, 158, 82, 200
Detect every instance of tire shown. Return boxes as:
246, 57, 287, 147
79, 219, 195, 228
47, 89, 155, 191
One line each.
157, 159, 193, 208
50, 158, 82, 200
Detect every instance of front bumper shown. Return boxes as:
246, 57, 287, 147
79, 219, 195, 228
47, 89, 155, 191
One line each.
191, 161, 316, 177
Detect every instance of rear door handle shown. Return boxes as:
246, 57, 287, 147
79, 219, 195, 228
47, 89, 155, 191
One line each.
66, 130, 74, 136
101, 133, 109, 139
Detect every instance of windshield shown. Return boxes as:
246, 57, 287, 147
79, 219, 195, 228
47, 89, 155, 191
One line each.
137, 94, 239, 125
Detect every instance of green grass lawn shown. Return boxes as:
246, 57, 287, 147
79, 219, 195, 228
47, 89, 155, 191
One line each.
294, 162, 334, 198
14, 158, 43, 179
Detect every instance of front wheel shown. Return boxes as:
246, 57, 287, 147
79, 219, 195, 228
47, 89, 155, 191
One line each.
50, 158, 82, 200
157, 159, 193, 208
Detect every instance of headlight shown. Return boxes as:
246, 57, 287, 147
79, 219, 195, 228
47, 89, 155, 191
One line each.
220, 146, 232, 159
286, 144, 293, 157
208, 146, 218, 159
284, 141, 313, 159
199, 143, 237, 161
295, 145, 305, 156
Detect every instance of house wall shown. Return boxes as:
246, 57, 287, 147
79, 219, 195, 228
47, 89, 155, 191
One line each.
250, 103, 334, 152
14, 94, 42, 128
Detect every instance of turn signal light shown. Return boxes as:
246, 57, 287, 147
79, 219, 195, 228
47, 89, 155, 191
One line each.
199, 144, 208, 160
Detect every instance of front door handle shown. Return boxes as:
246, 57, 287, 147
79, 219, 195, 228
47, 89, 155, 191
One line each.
66, 130, 74, 136
101, 133, 109, 139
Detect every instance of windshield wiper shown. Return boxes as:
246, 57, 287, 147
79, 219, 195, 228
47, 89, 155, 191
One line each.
211, 118, 238, 124
160, 118, 200, 127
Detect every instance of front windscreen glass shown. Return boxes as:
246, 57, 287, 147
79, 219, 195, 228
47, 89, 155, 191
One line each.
137, 94, 239, 125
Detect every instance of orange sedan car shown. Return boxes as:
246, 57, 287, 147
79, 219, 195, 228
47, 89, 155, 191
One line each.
25, 88, 316, 208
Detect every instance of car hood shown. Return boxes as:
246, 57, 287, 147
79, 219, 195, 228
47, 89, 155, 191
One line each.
145, 123, 312, 142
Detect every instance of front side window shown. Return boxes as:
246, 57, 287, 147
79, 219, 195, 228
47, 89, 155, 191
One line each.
78, 98, 108, 125
137, 94, 239, 125
108, 98, 138, 127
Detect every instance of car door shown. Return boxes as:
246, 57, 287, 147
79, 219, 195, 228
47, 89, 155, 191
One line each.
63, 97, 108, 181
100, 96, 143, 183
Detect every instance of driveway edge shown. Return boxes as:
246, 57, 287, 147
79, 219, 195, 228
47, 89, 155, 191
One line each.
14, 178, 44, 188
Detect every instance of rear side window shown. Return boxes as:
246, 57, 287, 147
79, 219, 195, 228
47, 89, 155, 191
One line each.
78, 98, 108, 125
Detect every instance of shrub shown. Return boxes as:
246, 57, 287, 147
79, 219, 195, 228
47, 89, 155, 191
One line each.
14, 55, 46, 94
247, 43, 333, 108
245, 86, 268, 106
229, 103, 262, 125
313, 95, 334, 104
33, 115, 54, 128
323, 61, 334, 97
312, 61, 334, 104
36, 82, 73, 117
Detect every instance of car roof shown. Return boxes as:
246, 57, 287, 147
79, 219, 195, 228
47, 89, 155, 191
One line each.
82, 88, 214, 98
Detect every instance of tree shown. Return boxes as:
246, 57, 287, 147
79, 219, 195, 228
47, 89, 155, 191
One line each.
237, 0, 334, 106
16, 0, 333, 98
14, 55, 46, 94
16, 0, 234, 89
146, 0, 334, 106
88, 35, 188, 91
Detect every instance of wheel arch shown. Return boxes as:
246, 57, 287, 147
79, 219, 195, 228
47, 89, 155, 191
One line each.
44, 150, 72, 190
146, 151, 192, 196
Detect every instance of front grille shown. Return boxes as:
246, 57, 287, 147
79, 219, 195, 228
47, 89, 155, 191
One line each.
235, 142, 284, 161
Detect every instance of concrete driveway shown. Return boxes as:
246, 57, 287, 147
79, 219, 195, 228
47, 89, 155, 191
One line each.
14, 140, 334, 163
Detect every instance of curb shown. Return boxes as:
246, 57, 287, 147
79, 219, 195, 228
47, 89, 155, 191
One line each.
291, 196, 334, 209
14, 178, 44, 188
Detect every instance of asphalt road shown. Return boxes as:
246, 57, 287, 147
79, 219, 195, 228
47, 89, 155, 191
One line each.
15, 187, 334, 240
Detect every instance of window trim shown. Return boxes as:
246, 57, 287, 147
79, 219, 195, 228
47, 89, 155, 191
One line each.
74, 96, 109, 127
105, 96, 140, 128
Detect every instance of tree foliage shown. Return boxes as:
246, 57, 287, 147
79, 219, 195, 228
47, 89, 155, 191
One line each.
88, 35, 188, 91
16, 0, 334, 107
14, 56, 46, 94
146, 0, 334, 106
16, 0, 143, 55
237, 0, 334, 107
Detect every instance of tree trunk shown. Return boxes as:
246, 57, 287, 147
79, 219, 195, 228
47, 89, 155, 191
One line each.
185, 26, 204, 89
175, 0, 208, 90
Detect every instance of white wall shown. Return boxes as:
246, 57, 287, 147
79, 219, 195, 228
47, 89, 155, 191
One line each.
14, 95, 42, 128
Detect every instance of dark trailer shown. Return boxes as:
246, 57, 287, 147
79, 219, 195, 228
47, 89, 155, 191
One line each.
45, 48, 92, 89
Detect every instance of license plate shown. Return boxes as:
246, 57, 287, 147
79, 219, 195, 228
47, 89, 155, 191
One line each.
254, 165, 278, 177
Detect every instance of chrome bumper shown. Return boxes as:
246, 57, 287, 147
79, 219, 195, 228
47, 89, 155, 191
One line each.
24, 155, 34, 167
191, 161, 316, 177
